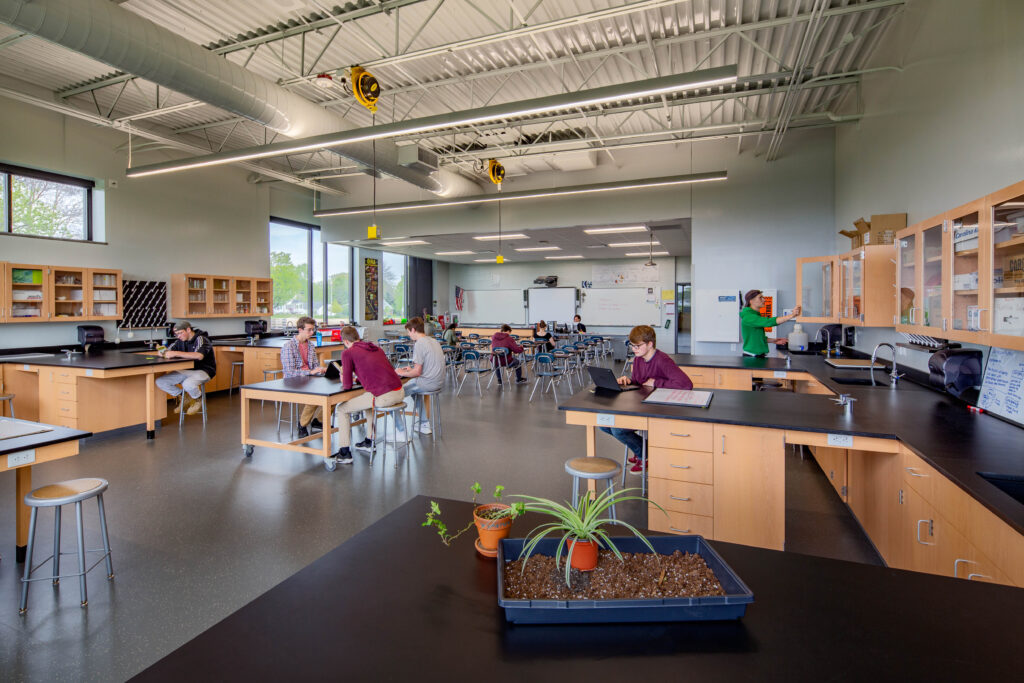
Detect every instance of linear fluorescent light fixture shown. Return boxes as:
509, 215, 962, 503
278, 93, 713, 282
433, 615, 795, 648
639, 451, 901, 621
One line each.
608, 241, 661, 247
626, 251, 670, 256
474, 258, 509, 262
515, 246, 561, 252
435, 250, 475, 255
474, 233, 528, 241
125, 66, 737, 178
380, 239, 429, 246
314, 172, 726, 217
583, 225, 648, 234
545, 255, 584, 260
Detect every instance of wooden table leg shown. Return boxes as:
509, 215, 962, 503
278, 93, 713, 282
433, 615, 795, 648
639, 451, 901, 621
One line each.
585, 425, 597, 496
145, 372, 156, 439
241, 389, 250, 444
16, 466, 31, 562
322, 397, 332, 460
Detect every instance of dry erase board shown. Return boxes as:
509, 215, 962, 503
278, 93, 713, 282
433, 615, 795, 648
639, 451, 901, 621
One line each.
579, 288, 652, 326
461, 289, 525, 324
978, 347, 1024, 425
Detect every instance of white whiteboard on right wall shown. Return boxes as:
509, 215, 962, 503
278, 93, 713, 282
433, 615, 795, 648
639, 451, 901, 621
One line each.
694, 289, 740, 342
579, 288, 655, 326
978, 347, 1024, 425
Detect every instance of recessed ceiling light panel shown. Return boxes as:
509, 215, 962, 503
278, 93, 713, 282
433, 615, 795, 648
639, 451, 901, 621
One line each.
583, 225, 648, 234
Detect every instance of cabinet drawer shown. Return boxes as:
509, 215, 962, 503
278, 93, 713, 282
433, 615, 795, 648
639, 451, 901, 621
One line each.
56, 400, 78, 418
55, 384, 78, 401
648, 419, 713, 452
54, 370, 77, 385
901, 447, 943, 504
648, 478, 714, 516
648, 447, 713, 485
54, 417, 78, 429
648, 507, 713, 538
677, 366, 714, 388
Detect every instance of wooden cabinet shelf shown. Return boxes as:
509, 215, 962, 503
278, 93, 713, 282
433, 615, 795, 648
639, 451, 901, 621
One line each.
0, 263, 122, 323
171, 273, 272, 319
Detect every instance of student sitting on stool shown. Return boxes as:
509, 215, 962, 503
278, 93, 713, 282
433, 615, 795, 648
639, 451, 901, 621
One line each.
601, 324, 692, 474
395, 317, 446, 436
491, 325, 527, 385
157, 321, 216, 416
573, 315, 587, 333
532, 321, 557, 352
338, 327, 405, 462
280, 316, 327, 438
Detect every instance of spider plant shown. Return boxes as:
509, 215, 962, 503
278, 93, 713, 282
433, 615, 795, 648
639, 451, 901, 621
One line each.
508, 487, 666, 587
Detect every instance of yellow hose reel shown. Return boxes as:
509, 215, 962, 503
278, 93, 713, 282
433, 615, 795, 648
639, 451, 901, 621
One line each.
351, 66, 380, 113
488, 159, 505, 185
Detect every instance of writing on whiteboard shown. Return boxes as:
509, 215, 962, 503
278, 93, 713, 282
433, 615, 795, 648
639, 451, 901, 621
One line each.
978, 347, 1024, 425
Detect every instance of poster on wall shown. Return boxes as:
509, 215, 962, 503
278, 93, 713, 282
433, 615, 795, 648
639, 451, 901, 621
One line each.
364, 257, 379, 321
758, 288, 778, 338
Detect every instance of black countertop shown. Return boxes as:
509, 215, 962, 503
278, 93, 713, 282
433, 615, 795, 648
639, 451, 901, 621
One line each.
241, 376, 362, 396
209, 337, 343, 349
0, 417, 91, 456
0, 351, 194, 370
133, 496, 1023, 682
563, 353, 1024, 536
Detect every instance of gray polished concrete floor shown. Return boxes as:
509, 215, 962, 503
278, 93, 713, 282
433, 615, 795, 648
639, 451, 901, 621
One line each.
0, 359, 878, 680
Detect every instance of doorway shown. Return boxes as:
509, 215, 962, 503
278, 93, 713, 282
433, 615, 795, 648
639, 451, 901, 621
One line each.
676, 282, 691, 353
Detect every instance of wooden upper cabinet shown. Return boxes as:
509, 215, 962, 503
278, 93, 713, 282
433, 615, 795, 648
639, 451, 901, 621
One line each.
895, 217, 947, 335
838, 245, 896, 327
171, 273, 272, 318
49, 266, 89, 322
88, 269, 122, 320
985, 180, 1024, 351
946, 198, 989, 344
5, 263, 49, 322
795, 255, 839, 323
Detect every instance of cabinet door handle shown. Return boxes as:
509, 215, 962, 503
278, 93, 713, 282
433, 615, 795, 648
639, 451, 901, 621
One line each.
916, 519, 935, 545
904, 467, 927, 477
954, 558, 974, 578
721, 434, 726, 453
967, 573, 991, 581
669, 433, 690, 437
669, 464, 691, 469
669, 495, 692, 502
669, 527, 691, 534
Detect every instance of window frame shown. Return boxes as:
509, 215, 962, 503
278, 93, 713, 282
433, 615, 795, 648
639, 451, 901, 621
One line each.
381, 251, 409, 320
1, 162, 95, 242
269, 216, 353, 325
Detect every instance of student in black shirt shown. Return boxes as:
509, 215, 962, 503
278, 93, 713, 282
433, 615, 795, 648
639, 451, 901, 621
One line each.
574, 315, 587, 333
156, 321, 216, 415
532, 321, 557, 352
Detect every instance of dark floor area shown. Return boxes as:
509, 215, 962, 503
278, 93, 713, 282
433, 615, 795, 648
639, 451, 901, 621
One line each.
0, 358, 877, 679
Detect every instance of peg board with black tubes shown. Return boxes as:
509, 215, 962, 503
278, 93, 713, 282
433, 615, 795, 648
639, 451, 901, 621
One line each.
118, 280, 168, 329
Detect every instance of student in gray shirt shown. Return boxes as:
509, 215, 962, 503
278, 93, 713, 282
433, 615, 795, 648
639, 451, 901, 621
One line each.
394, 316, 446, 435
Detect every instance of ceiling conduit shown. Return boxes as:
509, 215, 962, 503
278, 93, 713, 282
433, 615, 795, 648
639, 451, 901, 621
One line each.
0, 0, 477, 195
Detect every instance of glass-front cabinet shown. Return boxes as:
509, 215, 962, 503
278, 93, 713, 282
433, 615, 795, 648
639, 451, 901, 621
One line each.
4, 263, 48, 321
987, 183, 1024, 350
896, 219, 948, 335
838, 245, 895, 327
897, 232, 917, 326
921, 222, 945, 330
947, 199, 987, 342
839, 251, 862, 324
795, 256, 838, 323
50, 267, 88, 321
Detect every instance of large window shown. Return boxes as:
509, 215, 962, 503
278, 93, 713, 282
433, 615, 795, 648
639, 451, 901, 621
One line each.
268, 218, 352, 329
1, 163, 94, 241
381, 252, 407, 320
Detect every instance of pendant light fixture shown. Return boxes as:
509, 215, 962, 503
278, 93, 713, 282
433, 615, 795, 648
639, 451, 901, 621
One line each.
488, 160, 506, 264
368, 112, 379, 240
644, 230, 657, 267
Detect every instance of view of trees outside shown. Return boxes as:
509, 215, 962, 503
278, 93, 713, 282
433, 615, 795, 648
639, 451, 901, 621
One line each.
326, 244, 351, 324
268, 221, 352, 328
4, 173, 89, 240
382, 252, 406, 319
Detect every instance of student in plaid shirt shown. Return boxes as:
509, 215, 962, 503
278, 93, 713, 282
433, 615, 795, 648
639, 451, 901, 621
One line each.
280, 316, 326, 437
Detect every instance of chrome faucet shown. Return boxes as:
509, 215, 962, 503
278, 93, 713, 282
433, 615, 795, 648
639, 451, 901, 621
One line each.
815, 327, 834, 357
870, 342, 903, 388
831, 393, 856, 414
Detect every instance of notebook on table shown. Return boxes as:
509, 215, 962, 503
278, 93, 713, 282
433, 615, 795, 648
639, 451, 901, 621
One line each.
642, 388, 714, 408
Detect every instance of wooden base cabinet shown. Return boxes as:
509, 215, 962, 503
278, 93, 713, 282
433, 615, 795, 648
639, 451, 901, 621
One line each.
809, 445, 847, 502
846, 449, 904, 566
713, 424, 785, 550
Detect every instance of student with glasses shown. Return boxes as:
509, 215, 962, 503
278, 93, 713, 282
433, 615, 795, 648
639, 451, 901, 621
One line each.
602, 325, 692, 474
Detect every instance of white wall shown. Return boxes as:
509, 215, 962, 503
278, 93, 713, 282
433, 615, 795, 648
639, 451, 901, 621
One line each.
449, 257, 677, 349
0, 95, 315, 349
675, 257, 692, 283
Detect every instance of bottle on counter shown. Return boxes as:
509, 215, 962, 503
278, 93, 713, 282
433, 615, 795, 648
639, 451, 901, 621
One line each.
789, 324, 809, 352
315, 331, 323, 347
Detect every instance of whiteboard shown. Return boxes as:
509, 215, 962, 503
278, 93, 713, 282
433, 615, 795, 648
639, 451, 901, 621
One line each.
978, 347, 1024, 425
592, 262, 660, 286
528, 287, 576, 324
694, 289, 740, 342
461, 289, 525, 324
580, 288, 656, 326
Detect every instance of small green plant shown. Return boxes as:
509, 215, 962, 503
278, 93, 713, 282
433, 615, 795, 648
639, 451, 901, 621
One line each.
423, 483, 509, 545
509, 487, 665, 587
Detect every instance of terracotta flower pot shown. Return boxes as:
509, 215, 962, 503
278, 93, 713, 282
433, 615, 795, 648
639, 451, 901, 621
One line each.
567, 538, 599, 571
473, 503, 513, 557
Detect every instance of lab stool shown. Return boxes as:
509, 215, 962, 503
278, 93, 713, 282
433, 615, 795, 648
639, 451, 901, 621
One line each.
0, 393, 14, 417
178, 384, 208, 427
263, 369, 283, 409
369, 403, 410, 469
19, 478, 114, 614
419, 390, 443, 438
565, 457, 622, 521
228, 361, 245, 396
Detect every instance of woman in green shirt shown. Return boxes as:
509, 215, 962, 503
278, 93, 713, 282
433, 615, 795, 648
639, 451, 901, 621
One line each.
740, 290, 801, 357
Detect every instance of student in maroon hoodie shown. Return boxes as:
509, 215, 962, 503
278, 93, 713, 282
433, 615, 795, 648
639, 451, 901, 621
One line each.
602, 324, 693, 474
333, 326, 405, 462
490, 324, 527, 385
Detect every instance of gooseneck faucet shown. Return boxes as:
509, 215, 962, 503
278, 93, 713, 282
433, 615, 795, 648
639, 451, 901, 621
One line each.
870, 342, 903, 388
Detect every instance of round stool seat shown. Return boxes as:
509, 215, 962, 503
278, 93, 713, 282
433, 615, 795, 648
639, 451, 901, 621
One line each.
25, 478, 108, 507
565, 457, 620, 479
374, 403, 405, 413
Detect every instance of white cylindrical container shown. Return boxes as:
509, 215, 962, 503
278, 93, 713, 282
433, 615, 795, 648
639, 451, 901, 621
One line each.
789, 324, 809, 351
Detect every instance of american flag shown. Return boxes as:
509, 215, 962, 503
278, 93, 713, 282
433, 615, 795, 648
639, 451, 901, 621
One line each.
455, 286, 464, 311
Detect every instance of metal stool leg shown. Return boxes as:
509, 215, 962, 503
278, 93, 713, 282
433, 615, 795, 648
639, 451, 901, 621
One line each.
19, 507, 38, 614
571, 475, 580, 509
607, 479, 617, 521
97, 493, 114, 579
201, 387, 208, 426
75, 501, 87, 607
52, 505, 61, 586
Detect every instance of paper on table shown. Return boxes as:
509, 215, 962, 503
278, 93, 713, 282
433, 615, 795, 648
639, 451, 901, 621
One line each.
0, 418, 54, 441
642, 388, 713, 407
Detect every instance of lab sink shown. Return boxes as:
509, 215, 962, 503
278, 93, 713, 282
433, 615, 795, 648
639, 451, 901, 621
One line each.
830, 377, 892, 387
977, 472, 1024, 507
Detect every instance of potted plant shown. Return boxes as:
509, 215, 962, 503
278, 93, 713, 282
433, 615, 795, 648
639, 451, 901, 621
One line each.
423, 483, 514, 557
506, 487, 663, 585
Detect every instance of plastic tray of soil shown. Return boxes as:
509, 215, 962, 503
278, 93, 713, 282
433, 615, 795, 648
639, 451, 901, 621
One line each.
497, 536, 753, 624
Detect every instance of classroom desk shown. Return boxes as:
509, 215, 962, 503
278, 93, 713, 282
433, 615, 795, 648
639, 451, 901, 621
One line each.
134, 496, 1023, 682
1, 352, 194, 440
209, 338, 344, 386
1, 417, 92, 561
239, 376, 411, 472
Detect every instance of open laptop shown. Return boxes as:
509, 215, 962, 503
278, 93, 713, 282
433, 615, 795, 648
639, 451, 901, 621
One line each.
324, 361, 342, 380
588, 365, 640, 392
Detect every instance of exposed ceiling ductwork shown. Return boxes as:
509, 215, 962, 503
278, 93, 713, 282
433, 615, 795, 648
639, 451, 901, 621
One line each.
0, 0, 478, 195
